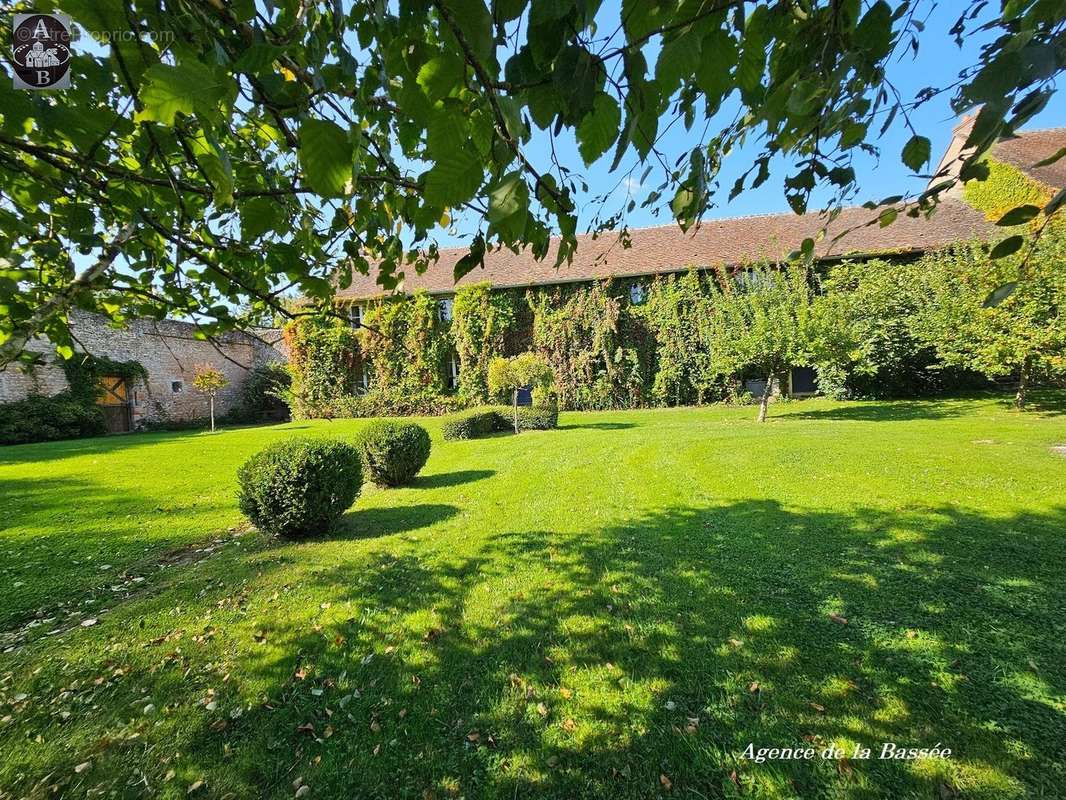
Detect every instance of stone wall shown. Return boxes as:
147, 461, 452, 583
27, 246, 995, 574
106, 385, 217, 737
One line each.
0, 312, 286, 427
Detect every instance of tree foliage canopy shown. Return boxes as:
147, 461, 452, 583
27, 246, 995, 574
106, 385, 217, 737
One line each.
1, 0, 1064, 365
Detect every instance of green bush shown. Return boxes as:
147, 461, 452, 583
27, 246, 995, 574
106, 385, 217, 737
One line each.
355, 421, 431, 486
0, 393, 108, 445
234, 362, 291, 422
237, 437, 362, 538
516, 405, 559, 431
441, 407, 508, 440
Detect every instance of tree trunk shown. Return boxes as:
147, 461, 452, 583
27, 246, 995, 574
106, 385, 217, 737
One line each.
757, 373, 774, 423
210, 395, 216, 432
512, 388, 519, 434
1015, 359, 1029, 410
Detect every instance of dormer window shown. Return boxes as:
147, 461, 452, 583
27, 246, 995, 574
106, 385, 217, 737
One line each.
629, 283, 648, 305
438, 298, 453, 322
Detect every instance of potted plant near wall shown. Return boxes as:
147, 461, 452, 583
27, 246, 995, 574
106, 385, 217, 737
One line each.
193, 365, 228, 433
488, 353, 555, 433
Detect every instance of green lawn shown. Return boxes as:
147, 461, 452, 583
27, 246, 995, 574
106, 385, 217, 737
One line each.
1, 395, 1065, 799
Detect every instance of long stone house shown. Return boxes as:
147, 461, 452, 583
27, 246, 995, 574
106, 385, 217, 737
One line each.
334, 122, 1065, 399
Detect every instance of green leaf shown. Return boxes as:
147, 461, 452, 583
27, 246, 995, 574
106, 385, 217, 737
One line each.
300, 120, 354, 197
136, 62, 228, 126
576, 93, 621, 166
423, 145, 483, 208
1034, 146, 1066, 168
990, 235, 1024, 259
446, 0, 494, 63
1045, 187, 1066, 217
234, 43, 282, 74
695, 29, 737, 109
853, 0, 893, 58
995, 204, 1041, 226
983, 282, 1017, 307
487, 172, 529, 241
240, 198, 284, 240
417, 55, 465, 103
454, 233, 486, 281
189, 134, 234, 207
901, 135, 931, 172
655, 32, 702, 95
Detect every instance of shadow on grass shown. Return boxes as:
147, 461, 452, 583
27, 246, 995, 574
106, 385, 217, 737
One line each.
774, 399, 986, 422
557, 422, 638, 431
412, 469, 495, 489
333, 503, 459, 539
8, 499, 1059, 799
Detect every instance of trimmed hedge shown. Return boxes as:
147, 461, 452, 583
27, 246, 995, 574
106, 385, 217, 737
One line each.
441, 407, 506, 440
237, 437, 362, 538
355, 420, 431, 486
0, 393, 108, 445
441, 405, 558, 440
516, 405, 559, 431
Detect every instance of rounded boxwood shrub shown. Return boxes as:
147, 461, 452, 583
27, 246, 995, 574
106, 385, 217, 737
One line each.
237, 437, 362, 538
356, 421, 431, 486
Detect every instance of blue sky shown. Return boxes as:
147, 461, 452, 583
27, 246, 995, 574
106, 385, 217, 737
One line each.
441, 0, 1066, 245
69, 1, 1066, 254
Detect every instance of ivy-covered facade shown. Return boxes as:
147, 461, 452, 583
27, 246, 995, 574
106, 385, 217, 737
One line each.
283, 124, 1066, 418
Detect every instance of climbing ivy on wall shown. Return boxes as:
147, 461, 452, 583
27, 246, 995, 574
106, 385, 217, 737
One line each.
639, 271, 723, 406
529, 281, 646, 410
61, 354, 149, 404
358, 290, 452, 414
451, 283, 517, 406
963, 158, 1052, 221
283, 316, 359, 419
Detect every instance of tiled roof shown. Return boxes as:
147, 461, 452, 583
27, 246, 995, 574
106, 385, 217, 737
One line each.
990, 128, 1066, 191
337, 198, 995, 300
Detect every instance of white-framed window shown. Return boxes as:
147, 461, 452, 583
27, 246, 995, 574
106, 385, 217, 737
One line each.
438, 297, 453, 323
348, 303, 364, 327
361, 363, 373, 390
447, 353, 460, 391
629, 283, 648, 305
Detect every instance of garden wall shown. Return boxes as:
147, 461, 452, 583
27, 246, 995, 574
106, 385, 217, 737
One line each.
0, 311, 285, 427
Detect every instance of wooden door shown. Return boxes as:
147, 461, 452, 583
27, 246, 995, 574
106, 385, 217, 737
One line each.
95, 375, 132, 433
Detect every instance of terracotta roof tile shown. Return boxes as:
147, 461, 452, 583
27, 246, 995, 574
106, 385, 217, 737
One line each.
990, 128, 1066, 191
338, 198, 994, 300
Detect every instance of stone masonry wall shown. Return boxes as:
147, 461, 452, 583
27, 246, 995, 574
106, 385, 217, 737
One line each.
0, 311, 286, 426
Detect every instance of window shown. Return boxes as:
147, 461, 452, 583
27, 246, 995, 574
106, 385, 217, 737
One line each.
348, 303, 364, 327
171, 380, 183, 393
447, 353, 460, 391
629, 283, 648, 305
438, 297, 453, 322
361, 363, 373, 390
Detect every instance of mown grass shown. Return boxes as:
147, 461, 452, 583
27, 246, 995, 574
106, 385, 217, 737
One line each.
0, 394, 1064, 799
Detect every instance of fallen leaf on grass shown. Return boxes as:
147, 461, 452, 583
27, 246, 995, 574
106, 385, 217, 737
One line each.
74, 761, 91, 774
809, 702, 826, 713
829, 614, 849, 625
561, 718, 576, 732
659, 773, 672, 790
748, 682, 760, 693
187, 779, 204, 794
